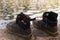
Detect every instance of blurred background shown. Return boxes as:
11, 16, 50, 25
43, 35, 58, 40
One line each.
0, 0, 60, 29
0, 0, 59, 20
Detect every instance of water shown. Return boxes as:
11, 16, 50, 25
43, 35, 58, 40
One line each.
0, 20, 14, 29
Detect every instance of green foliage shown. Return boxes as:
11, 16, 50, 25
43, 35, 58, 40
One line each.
9, 15, 14, 20
23, 5, 29, 11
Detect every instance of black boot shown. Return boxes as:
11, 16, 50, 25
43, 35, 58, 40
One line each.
33, 11, 58, 36
6, 22, 32, 39
6, 12, 35, 39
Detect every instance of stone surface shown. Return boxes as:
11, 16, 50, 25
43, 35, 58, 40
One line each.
0, 21, 60, 40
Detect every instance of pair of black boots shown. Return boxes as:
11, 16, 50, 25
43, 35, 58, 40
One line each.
6, 11, 58, 39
